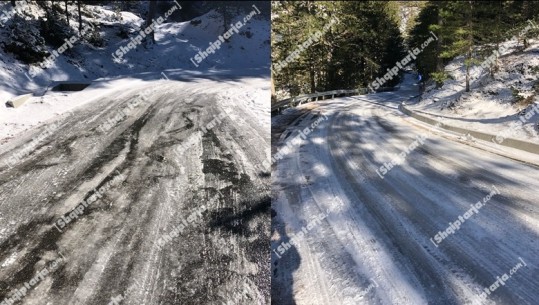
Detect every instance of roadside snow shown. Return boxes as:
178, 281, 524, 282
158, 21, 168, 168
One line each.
411, 39, 539, 142
0, 2, 269, 148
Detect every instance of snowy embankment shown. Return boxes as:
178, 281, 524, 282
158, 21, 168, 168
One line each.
0, 1, 269, 147
410, 38, 539, 143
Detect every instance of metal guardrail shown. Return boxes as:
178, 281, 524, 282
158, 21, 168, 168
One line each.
271, 85, 401, 114
399, 103, 539, 155
271, 88, 368, 114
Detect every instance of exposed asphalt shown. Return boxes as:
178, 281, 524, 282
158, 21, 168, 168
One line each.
0, 80, 270, 305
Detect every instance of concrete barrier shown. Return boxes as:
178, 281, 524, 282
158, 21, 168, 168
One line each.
5, 93, 32, 108
399, 103, 539, 155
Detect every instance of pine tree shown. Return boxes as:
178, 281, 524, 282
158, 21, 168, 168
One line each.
403, 0, 539, 91
272, 1, 405, 98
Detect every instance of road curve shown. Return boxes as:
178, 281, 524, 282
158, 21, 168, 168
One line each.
0, 78, 270, 305
271, 78, 539, 305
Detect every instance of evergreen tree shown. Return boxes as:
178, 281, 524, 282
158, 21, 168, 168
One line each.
272, 1, 405, 99
408, 0, 539, 91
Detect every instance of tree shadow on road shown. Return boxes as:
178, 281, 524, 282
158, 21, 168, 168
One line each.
270, 209, 300, 305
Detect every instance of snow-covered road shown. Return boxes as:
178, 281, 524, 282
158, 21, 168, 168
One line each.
272, 75, 539, 305
0, 77, 270, 305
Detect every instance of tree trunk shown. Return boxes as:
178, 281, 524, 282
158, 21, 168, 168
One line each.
465, 0, 473, 92
309, 64, 316, 94
436, 5, 444, 74
65, 0, 69, 25
465, 59, 470, 92
270, 72, 276, 98
145, 0, 157, 45
220, 5, 229, 41
523, 0, 529, 48
77, 1, 82, 34
492, 1, 501, 78
435, 5, 444, 89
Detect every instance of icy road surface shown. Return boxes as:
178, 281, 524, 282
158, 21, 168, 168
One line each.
0, 77, 270, 305
272, 75, 539, 305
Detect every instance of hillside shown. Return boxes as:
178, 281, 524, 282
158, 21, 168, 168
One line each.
410, 37, 539, 142
0, 0, 270, 145
0, 1, 269, 96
